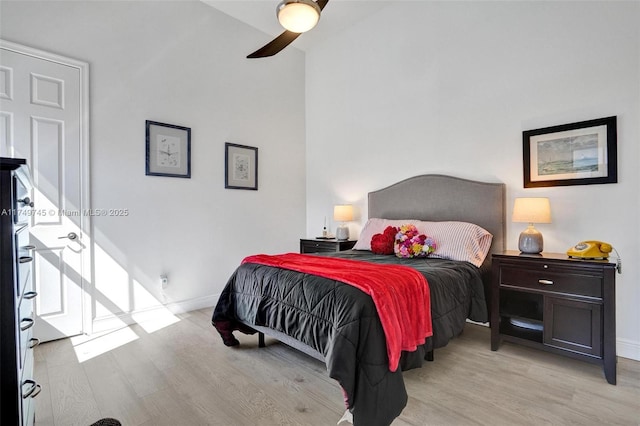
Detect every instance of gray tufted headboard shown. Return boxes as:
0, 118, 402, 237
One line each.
368, 174, 506, 302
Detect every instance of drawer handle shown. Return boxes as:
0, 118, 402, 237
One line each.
23, 245, 36, 250
23, 291, 38, 300
20, 318, 34, 331
22, 380, 42, 399
32, 384, 42, 398
19, 256, 33, 264
29, 338, 41, 349
538, 279, 554, 285
31, 384, 42, 398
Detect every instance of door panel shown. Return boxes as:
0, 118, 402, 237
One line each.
543, 296, 602, 357
1, 41, 90, 342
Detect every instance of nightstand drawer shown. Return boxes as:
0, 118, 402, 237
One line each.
304, 241, 339, 252
500, 266, 602, 299
299, 239, 356, 254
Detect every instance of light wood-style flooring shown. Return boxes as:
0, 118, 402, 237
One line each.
34, 308, 640, 425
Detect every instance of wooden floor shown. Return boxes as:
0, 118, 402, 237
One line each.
34, 308, 640, 426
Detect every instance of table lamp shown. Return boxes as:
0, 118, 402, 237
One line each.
512, 197, 551, 254
334, 204, 353, 241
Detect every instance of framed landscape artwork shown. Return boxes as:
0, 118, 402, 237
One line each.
523, 116, 617, 188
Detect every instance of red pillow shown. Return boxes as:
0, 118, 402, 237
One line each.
370, 226, 398, 255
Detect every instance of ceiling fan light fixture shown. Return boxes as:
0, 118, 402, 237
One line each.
277, 0, 321, 33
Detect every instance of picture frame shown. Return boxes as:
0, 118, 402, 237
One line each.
523, 116, 617, 188
225, 142, 258, 190
145, 120, 191, 178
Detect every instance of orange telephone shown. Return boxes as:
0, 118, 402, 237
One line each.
567, 241, 612, 259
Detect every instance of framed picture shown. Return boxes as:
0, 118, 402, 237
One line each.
145, 120, 191, 178
225, 142, 258, 190
523, 116, 617, 188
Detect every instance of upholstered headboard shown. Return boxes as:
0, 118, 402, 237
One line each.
368, 174, 506, 302
368, 175, 506, 254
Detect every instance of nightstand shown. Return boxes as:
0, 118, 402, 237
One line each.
299, 238, 357, 254
491, 251, 617, 384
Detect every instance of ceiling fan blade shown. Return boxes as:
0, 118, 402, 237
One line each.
246, 0, 329, 59
247, 30, 302, 58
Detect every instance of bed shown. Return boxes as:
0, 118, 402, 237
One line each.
212, 174, 505, 426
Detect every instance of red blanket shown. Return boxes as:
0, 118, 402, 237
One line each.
242, 253, 432, 372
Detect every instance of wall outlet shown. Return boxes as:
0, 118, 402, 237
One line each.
160, 274, 168, 289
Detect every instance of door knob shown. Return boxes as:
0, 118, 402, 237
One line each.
58, 232, 78, 241
18, 197, 34, 207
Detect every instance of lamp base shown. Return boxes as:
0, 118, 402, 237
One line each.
336, 225, 349, 241
519, 225, 543, 254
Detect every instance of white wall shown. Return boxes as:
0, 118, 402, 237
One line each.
306, 1, 640, 360
1, 1, 306, 325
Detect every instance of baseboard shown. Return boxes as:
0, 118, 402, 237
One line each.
92, 294, 218, 334
91, 296, 640, 362
617, 338, 640, 361
466, 319, 640, 361
164, 293, 217, 313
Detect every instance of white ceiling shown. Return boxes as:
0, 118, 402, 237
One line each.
201, 0, 392, 52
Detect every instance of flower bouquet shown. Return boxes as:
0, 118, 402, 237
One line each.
394, 224, 436, 258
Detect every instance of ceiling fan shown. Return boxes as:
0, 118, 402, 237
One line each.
247, 0, 330, 59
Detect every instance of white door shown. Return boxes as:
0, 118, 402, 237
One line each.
0, 40, 90, 342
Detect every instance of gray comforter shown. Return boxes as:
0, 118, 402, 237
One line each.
212, 251, 487, 426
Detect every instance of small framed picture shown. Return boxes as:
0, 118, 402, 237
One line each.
225, 142, 258, 190
523, 116, 617, 188
145, 120, 191, 178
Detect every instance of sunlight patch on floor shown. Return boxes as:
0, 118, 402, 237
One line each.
133, 306, 180, 334
70, 326, 139, 363
70, 303, 180, 362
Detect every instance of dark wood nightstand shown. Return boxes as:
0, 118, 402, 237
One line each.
299, 238, 357, 254
491, 251, 617, 384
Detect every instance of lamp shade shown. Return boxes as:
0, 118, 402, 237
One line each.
333, 204, 353, 222
277, 0, 321, 33
512, 198, 551, 224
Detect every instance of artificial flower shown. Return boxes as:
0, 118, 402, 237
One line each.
371, 226, 398, 255
394, 224, 436, 258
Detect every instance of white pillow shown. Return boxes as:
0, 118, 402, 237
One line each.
354, 219, 492, 267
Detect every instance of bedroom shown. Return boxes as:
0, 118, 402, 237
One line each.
0, 0, 638, 425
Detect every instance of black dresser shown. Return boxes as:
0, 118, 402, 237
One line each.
1, 157, 40, 426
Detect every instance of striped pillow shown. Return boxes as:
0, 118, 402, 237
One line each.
417, 221, 492, 267
354, 219, 492, 267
